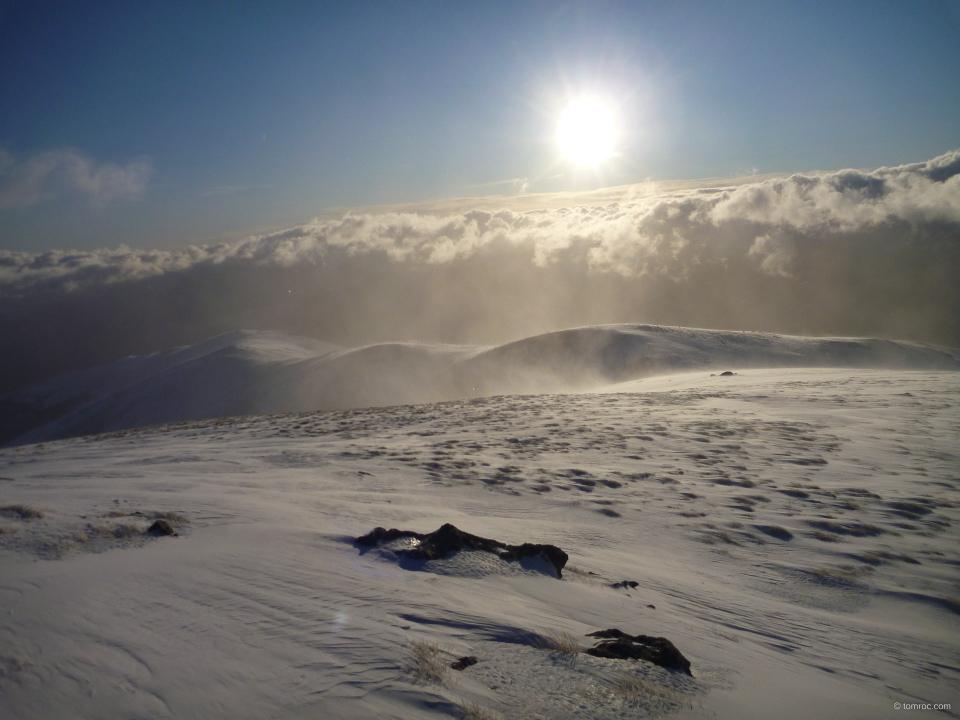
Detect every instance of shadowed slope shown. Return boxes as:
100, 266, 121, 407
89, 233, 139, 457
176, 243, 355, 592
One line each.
3, 324, 958, 446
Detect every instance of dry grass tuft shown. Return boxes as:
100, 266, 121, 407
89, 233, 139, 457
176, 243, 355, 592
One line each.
0, 504, 45, 520
809, 519, 885, 537
536, 630, 581, 657
0, 525, 18, 535
151, 511, 188, 523
810, 564, 871, 582
86, 523, 145, 540
410, 639, 447, 683
581, 674, 693, 713
700, 529, 738, 545
108, 523, 145, 539
104, 510, 188, 524
610, 675, 679, 705
68, 529, 89, 544
457, 700, 501, 720
811, 530, 841, 542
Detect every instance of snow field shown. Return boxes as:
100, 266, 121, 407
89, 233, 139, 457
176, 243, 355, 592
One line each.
0, 367, 957, 719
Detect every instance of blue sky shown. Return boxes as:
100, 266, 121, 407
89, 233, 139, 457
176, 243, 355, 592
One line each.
2, 0, 959, 251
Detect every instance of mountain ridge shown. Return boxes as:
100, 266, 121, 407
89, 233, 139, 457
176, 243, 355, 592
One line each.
3, 324, 957, 446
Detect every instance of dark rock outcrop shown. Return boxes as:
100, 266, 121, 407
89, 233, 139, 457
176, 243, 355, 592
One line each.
147, 519, 176, 536
356, 523, 568, 578
451, 656, 478, 671
355, 527, 418, 546
585, 628, 692, 675
610, 580, 639, 589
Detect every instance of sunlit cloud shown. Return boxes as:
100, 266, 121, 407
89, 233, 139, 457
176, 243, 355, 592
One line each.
0, 151, 957, 395
0, 147, 152, 210
3, 150, 956, 289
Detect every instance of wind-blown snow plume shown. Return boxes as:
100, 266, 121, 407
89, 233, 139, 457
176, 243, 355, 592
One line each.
1, 151, 958, 392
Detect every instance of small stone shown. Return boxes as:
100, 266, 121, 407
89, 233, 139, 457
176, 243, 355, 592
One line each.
451, 656, 478, 671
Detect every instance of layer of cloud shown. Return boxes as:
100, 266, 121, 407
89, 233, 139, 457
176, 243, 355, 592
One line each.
1, 151, 958, 394
0, 147, 152, 210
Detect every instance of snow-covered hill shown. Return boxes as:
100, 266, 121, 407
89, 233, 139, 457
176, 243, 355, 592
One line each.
2, 324, 958, 446
1, 367, 957, 719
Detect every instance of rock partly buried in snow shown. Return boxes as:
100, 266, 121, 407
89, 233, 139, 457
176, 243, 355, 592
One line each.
356, 523, 569, 578
451, 656, 478, 671
147, 519, 176, 536
585, 629, 692, 675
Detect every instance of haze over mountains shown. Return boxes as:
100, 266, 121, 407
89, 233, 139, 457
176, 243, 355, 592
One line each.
2, 151, 959, 397
3, 324, 958, 447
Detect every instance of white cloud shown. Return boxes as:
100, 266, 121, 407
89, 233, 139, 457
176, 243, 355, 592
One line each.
0, 148, 152, 210
1, 150, 958, 290
748, 233, 795, 276
1, 151, 958, 394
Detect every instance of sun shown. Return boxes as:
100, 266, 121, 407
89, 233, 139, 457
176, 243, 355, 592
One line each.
556, 97, 618, 166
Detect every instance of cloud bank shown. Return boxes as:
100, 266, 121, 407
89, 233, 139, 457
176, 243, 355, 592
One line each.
1, 151, 958, 393
0, 148, 152, 210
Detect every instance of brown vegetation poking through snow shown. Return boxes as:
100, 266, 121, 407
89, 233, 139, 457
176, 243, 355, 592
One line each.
457, 700, 501, 720
0, 504, 45, 519
410, 639, 447, 683
536, 630, 582, 657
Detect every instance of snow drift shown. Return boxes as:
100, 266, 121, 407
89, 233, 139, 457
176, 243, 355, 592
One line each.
3, 324, 957, 446
1, 367, 957, 719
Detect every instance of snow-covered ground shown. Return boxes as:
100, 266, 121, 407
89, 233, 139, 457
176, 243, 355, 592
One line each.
3, 324, 958, 447
1, 360, 957, 718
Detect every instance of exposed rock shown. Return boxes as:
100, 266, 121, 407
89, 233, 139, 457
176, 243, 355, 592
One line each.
147, 519, 176, 536
451, 656, 478, 671
610, 580, 639, 589
719, 371, 737, 376
585, 628, 692, 675
355, 523, 568, 578
356, 527, 419, 546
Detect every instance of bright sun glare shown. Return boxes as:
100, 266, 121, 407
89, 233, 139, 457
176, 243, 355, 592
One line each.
557, 97, 618, 166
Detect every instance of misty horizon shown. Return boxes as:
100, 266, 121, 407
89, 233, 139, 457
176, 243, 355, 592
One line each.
2, 150, 958, 395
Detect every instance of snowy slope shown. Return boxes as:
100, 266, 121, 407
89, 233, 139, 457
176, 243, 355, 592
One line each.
0, 367, 957, 719
3, 324, 958, 446
0, 330, 341, 446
